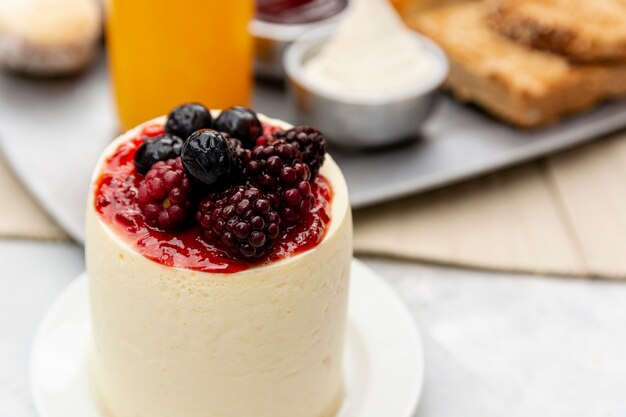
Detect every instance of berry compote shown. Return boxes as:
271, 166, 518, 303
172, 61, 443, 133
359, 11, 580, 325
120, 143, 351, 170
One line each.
94, 121, 333, 274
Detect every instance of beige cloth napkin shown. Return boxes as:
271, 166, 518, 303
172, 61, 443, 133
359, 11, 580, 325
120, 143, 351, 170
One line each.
2, 130, 626, 279
0, 153, 68, 240
354, 130, 626, 279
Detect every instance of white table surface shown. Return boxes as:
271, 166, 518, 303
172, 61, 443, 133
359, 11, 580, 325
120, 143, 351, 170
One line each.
2, 239, 626, 417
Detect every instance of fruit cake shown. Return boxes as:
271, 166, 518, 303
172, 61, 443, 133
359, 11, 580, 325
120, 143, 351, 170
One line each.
87, 104, 352, 417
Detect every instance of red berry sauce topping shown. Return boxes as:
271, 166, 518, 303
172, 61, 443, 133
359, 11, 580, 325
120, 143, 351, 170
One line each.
94, 111, 333, 274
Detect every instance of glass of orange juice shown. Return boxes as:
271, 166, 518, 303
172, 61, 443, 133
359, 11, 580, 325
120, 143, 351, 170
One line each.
106, 0, 254, 130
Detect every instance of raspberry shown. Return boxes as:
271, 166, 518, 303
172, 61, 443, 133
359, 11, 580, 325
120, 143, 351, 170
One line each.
196, 185, 281, 260
137, 158, 193, 231
270, 126, 327, 177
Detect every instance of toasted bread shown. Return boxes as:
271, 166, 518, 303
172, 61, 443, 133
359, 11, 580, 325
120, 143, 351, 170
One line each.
409, 3, 626, 128
392, 0, 477, 16
487, 0, 626, 63
0, 0, 101, 76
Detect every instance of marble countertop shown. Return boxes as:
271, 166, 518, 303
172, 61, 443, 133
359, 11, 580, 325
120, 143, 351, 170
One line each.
2, 239, 625, 417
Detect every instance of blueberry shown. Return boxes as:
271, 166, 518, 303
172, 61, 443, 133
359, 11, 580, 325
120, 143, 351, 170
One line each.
165, 103, 213, 140
214, 106, 263, 149
135, 134, 184, 174
181, 129, 235, 189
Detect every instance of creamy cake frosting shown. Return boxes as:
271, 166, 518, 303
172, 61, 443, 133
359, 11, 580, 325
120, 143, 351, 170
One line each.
86, 112, 352, 417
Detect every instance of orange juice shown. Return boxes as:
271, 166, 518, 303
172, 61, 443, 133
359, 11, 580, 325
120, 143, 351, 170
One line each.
106, 0, 254, 130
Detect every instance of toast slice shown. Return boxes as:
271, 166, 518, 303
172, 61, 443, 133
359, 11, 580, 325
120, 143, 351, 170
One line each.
392, 0, 478, 16
487, 0, 626, 64
409, 3, 626, 128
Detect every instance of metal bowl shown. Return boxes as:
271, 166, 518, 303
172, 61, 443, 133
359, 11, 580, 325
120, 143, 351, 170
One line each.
283, 28, 449, 148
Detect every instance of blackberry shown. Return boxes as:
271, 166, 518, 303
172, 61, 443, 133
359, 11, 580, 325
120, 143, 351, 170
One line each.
280, 180, 315, 226
243, 141, 310, 191
134, 134, 183, 174
137, 158, 193, 231
165, 103, 213, 140
270, 126, 327, 177
238, 140, 314, 226
181, 130, 235, 189
196, 185, 281, 260
214, 106, 263, 149
227, 136, 250, 178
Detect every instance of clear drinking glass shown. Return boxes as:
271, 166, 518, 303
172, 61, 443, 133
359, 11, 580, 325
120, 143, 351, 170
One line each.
106, 0, 254, 130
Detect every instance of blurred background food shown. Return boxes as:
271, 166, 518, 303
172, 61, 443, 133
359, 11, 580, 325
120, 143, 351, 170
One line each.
303, 0, 436, 99
391, 0, 476, 16
0, 0, 101, 76
410, 2, 626, 127
3, 0, 624, 130
251, 0, 348, 79
388, 0, 626, 128
284, 0, 448, 147
487, 0, 626, 63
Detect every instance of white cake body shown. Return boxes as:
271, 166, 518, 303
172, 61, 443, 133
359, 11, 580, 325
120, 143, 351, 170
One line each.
86, 116, 352, 417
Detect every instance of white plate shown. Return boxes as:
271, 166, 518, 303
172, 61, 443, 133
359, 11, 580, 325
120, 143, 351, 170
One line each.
2, 54, 626, 242
30, 259, 423, 417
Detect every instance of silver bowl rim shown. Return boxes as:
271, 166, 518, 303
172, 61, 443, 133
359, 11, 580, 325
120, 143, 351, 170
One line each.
249, 11, 345, 42
283, 25, 450, 105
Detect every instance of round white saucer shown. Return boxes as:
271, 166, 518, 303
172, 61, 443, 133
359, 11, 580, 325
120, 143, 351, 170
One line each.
30, 259, 423, 417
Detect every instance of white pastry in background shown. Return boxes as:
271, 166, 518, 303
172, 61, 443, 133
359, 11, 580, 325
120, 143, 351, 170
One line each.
0, 0, 101, 76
